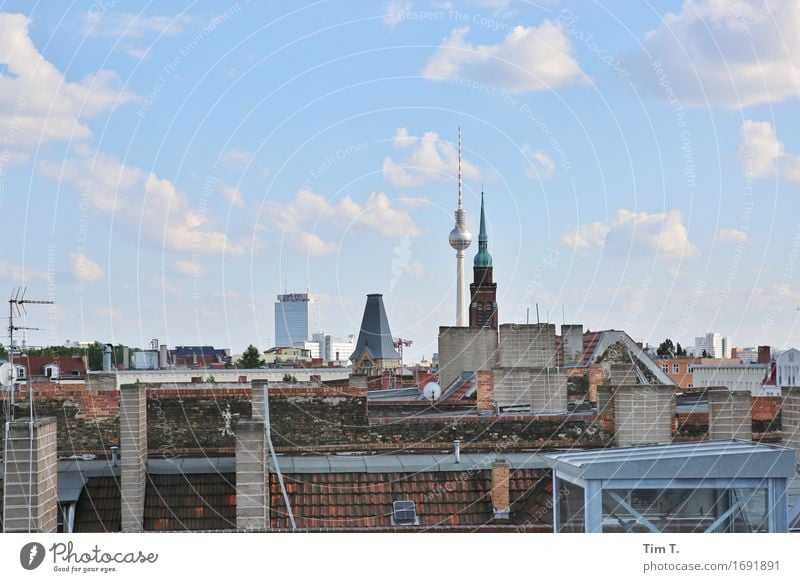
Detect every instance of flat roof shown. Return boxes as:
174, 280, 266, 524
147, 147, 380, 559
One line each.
545, 440, 796, 481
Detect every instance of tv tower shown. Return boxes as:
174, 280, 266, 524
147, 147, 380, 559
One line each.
448, 127, 472, 326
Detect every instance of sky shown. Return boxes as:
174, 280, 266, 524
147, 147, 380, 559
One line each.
1, 0, 800, 362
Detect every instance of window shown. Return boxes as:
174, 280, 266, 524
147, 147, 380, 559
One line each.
662, 364, 669, 373
16, 365, 25, 379
391, 500, 418, 525
672, 364, 680, 374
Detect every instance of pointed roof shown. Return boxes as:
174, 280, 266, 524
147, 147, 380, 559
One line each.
350, 294, 401, 361
473, 192, 492, 268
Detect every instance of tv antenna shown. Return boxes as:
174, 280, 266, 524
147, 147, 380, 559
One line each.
3, 287, 54, 533
6, 287, 54, 409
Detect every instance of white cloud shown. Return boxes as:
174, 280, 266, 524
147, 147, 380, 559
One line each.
738, 119, 800, 181
383, 127, 485, 187
82, 12, 192, 38
716, 228, 750, 244
266, 189, 422, 255
521, 143, 555, 179
173, 259, 206, 276
561, 221, 609, 249
383, 1, 412, 27
219, 147, 253, 170
70, 252, 104, 284
562, 209, 700, 259
0, 260, 47, 282
627, 0, 800, 108
292, 232, 338, 256
422, 22, 586, 93
39, 150, 245, 256
216, 179, 244, 207
338, 192, 422, 236
0, 13, 137, 160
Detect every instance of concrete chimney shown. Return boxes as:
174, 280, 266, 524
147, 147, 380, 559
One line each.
102, 343, 113, 371
159, 345, 168, 369
561, 324, 584, 366
2, 417, 58, 532
121, 346, 129, 370
708, 387, 752, 441
613, 384, 675, 446
491, 459, 511, 520
120, 383, 147, 532
235, 420, 268, 530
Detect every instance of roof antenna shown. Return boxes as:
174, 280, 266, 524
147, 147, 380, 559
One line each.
457, 126, 463, 210
535, 303, 540, 325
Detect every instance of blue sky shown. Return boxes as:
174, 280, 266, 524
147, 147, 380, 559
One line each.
2, 0, 800, 361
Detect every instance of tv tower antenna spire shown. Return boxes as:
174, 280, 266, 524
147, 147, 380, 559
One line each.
448, 128, 472, 326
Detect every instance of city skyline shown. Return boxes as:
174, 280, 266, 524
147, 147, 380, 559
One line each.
2, 1, 800, 363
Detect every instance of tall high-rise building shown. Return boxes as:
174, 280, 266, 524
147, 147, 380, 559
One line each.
448, 127, 472, 326
469, 192, 497, 329
274, 293, 320, 348
694, 332, 732, 359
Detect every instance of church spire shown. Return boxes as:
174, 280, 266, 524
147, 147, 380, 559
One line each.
473, 191, 492, 268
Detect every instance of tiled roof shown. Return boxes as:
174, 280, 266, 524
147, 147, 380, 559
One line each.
269, 468, 550, 530
72, 473, 237, 532
144, 473, 237, 531
74, 476, 121, 532
14, 354, 87, 377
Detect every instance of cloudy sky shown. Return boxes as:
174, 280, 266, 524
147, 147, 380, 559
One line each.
2, 0, 799, 361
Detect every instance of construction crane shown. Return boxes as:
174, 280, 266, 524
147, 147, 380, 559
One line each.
393, 338, 413, 388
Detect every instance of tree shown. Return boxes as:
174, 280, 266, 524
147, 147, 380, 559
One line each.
282, 373, 297, 383
656, 338, 676, 357
701, 349, 710, 358
239, 344, 264, 369
676, 342, 687, 357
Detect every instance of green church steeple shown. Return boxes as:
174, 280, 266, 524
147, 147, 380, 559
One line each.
473, 192, 492, 268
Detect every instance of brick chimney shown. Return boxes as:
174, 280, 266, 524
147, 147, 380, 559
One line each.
758, 345, 771, 364
2, 417, 58, 532
120, 383, 147, 532
491, 459, 511, 520
235, 420, 268, 530
476, 370, 495, 412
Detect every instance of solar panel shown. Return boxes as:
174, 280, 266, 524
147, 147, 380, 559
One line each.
392, 500, 417, 525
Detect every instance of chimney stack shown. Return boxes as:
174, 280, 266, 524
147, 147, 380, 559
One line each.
758, 345, 771, 364
476, 370, 495, 412
2, 417, 58, 532
708, 387, 752, 441
491, 459, 511, 520
561, 324, 584, 366
235, 420, 268, 530
120, 383, 147, 532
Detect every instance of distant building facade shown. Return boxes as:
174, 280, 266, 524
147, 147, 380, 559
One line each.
654, 357, 741, 389
274, 293, 320, 348
694, 332, 732, 358
691, 362, 768, 395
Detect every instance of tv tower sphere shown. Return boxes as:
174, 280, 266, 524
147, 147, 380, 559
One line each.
449, 222, 472, 251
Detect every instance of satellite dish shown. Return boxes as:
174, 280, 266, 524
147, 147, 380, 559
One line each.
422, 382, 441, 401
0, 362, 16, 389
